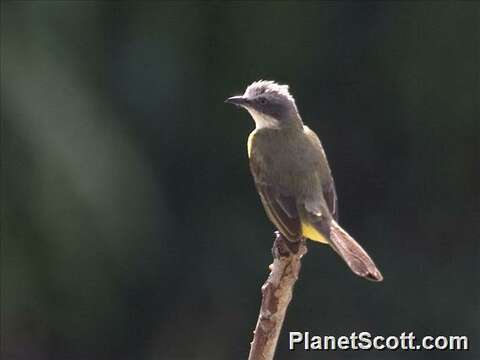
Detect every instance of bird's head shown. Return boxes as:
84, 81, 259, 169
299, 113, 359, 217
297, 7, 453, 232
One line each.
226, 80, 302, 129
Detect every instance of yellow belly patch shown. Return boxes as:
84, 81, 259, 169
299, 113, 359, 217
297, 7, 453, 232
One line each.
247, 129, 257, 158
301, 222, 329, 244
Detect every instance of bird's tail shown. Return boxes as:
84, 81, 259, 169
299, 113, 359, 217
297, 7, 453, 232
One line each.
329, 220, 383, 282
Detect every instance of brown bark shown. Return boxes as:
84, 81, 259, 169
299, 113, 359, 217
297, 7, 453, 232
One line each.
248, 232, 307, 360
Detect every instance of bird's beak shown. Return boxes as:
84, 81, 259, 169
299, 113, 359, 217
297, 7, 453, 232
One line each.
225, 95, 249, 107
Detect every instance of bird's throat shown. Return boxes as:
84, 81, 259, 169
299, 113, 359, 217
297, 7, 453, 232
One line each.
247, 109, 280, 129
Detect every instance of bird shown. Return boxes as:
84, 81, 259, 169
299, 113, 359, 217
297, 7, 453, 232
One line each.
226, 80, 383, 281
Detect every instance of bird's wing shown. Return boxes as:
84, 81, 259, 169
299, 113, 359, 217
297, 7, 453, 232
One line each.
323, 178, 338, 221
303, 126, 338, 220
249, 157, 302, 241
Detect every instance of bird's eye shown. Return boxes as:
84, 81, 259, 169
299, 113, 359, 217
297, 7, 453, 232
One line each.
259, 97, 267, 105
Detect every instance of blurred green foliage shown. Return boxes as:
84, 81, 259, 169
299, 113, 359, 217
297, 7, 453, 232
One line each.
1, 1, 478, 359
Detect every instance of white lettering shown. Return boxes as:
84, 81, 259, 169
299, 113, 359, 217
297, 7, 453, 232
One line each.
289, 331, 303, 350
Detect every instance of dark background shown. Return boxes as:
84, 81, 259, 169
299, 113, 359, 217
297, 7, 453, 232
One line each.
2, 1, 478, 359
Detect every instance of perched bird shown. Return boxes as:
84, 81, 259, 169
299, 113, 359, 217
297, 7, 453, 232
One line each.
226, 80, 383, 281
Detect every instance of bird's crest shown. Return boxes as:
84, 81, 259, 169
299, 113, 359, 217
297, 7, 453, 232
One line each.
245, 80, 295, 102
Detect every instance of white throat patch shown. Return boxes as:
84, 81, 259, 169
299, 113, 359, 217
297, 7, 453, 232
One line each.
247, 108, 280, 129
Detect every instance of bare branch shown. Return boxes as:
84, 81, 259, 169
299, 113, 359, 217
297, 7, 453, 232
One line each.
248, 232, 307, 360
